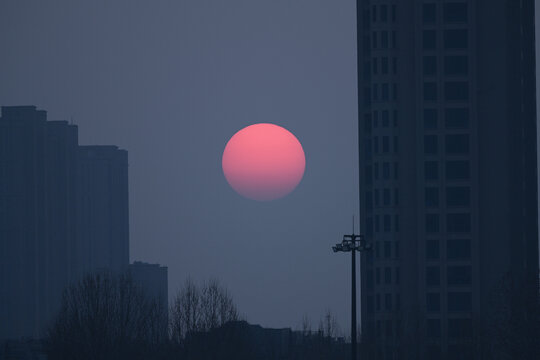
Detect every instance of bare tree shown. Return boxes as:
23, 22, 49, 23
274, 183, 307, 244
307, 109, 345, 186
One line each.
321, 309, 341, 338
46, 272, 168, 360
300, 314, 312, 336
170, 278, 239, 343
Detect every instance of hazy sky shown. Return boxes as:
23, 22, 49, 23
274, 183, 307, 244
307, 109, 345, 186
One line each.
0, 0, 359, 331
1, 0, 539, 333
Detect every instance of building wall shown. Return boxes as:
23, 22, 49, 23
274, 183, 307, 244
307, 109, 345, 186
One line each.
358, 1, 538, 358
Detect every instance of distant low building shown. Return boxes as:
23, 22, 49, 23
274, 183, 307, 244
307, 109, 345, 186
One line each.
129, 261, 168, 312
186, 321, 348, 360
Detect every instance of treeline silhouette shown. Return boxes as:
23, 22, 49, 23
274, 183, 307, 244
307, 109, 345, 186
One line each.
45, 273, 349, 360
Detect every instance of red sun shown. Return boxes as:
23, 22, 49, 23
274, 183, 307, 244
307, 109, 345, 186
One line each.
222, 123, 306, 201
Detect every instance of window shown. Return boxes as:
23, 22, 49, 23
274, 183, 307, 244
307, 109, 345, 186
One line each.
448, 292, 472, 312
384, 241, 391, 258
386, 320, 393, 338
424, 109, 437, 129
445, 108, 469, 129
425, 161, 439, 181
394, 189, 399, 206
367, 295, 374, 311
374, 189, 379, 206
373, 162, 379, 179
372, 58, 378, 74
365, 191, 373, 211
445, 134, 469, 154
365, 166, 372, 185
372, 5, 377, 22
385, 293, 392, 311
425, 187, 439, 207
446, 160, 469, 180
376, 293, 380, 311
394, 136, 398, 153
445, 81, 469, 102
394, 162, 399, 180
392, 5, 396, 22
392, 58, 398, 75
447, 239, 471, 259
364, 87, 371, 106
375, 215, 380, 232
426, 266, 440, 286
385, 267, 392, 284
424, 82, 437, 101
426, 240, 440, 259
363, 61, 371, 81
372, 31, 378, 48
376, 268, 380, 284
426, 214, 439, 233
380, 5, 388, 22
384, 215, 391, 232
366, 217, 373, 236
364, 113, 372, 132
381, 57, 389, 75
383, 188, 390, 205
383, 162, 390, 179
444, 56, 468, 75
382, 110, 389, 126
447, 213, 471, 233
427, 293, 440, 312
363, 35, 370, 52
446, 187, 470, 207
394, 214, 400, 232
424, 135, 438, 154
374, 137, 379, 154
382, 136, 390, 153
427, 319, 441, 338
443, 3, 468, 23
395, 266, 400, 283
381, 31, 389, 48
423, 30, 437, 50
447, 265, 471, 286
448, 318, 472, 339
382, 83, 389, 101
423, 56, 437, 76
444, 29, 468, 49
373, 84, 379, 101
373, 110, 379, 127
422, 3, 436, 23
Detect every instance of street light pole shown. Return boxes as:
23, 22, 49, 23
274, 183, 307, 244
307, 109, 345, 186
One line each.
333, 232, 371, 360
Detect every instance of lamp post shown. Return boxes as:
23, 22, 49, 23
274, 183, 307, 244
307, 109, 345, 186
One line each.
333, 232, 371, 360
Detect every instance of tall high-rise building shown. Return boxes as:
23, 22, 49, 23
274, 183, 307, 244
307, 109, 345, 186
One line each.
0, 106, 79, 339
357, 1, 537, 358
77, 146, 129, 275
0, 106, 130, 340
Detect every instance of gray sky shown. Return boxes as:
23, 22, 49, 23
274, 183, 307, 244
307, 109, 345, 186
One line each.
1, 0, 539, 334
0, 0, 359, 331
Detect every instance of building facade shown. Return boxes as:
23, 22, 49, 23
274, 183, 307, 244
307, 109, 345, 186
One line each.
0, 106, 130, 340
357, 1, 538, 359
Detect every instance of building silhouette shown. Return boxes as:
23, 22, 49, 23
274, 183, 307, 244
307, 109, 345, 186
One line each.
129, 261, 168, 314
78, 146, 129, 275
0, 106, 130, 340
357, 1, 538, 358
